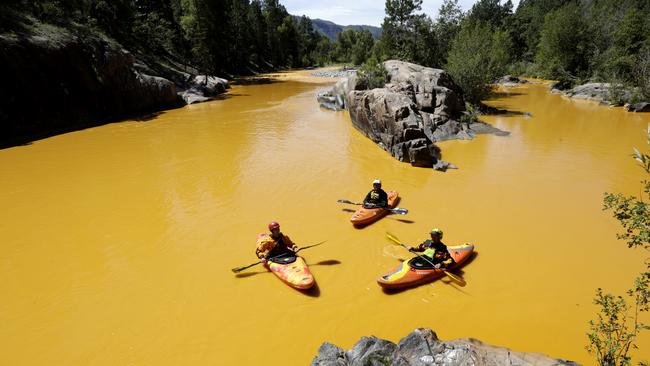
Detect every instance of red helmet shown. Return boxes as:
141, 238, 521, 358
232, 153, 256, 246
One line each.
268, 221, 280, 230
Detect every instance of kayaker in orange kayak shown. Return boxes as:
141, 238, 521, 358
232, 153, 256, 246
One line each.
363, 179, 388, 209
408, 228, 455, 269
256, 221, 298, 263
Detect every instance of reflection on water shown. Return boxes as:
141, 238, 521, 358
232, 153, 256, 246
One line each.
0, 72, 648, 365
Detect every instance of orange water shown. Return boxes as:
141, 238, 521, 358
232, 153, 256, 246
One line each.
0, 71, 648, 365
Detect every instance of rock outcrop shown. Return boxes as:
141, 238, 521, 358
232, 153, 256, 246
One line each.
0, 20, 229, 146
496, 75, 529, 86
551, 83, 622, 103
311, 328, 580, 366
317, 60, 508, 170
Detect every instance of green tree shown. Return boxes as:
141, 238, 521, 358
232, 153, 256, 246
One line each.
381, 0, 423, 62
277, 15, 299, 67
465, 0, 513, 29
351, 30, 375, 66
248, 0, 269, 68
435, 0, 464, 64
509, 0, 570, 62
536, 2, 593, 81
601, 9, 649, 81
446, 21, 512, 103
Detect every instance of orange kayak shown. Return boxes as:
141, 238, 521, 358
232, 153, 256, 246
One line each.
377, 243, 474, 289
257, 234, 315, 290
350, 190, 399, 226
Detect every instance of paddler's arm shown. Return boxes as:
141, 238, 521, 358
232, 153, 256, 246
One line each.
283, 235, 298, 252
377, 190, 388, 208
408, 241, 427, 252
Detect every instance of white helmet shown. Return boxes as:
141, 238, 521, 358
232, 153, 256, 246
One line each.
372, 179, 381, 185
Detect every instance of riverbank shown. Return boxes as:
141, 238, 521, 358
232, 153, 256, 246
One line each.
0, 13, 232, 148
312, 329, 579, 365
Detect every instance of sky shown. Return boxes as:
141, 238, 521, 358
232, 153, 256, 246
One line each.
282, 0, 520, 27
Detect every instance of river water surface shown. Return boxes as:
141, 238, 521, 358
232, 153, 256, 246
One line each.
1, 70, 649, 365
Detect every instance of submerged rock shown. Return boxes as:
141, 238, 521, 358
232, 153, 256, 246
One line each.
312, 328, 580, 366
317, 60, 508, 170
625, 102, 650, 112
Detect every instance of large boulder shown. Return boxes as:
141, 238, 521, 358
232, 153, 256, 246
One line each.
311, 328, 580, 366
318, 60, 507, 170
180, 75, 230, 104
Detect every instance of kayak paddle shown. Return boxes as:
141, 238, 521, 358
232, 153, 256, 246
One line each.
336, 199, 408, 215
385, 232, 463, 283
231, 240, 326, 273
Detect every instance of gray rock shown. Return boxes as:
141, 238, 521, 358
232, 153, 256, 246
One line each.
179, 75, 230, 105
315, 60, 508, 171
496, 75, 529, 86
313, 329, 581, 366
312, 69, 357, 78
562, 83, 614, 101
624, 102, 650, 112
311, 342, 347, 366
346, 336, 396, 366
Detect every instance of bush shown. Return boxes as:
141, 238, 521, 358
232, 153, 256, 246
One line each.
446, 21, 512, 103
356, 56, 389, 90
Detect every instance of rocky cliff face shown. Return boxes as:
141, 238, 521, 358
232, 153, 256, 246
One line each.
312, 328, 580, 366
0, 23, 229, 146
318, 61, 508, 170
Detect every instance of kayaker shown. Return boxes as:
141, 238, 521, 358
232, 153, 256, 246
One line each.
256, 221, 298, 263
363, 179, 388, 209
408, 228, 455, 269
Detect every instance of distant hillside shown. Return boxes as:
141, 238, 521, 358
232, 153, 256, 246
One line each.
293, 16, 381, 40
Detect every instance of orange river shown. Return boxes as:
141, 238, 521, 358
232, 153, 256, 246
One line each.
0, 69, 648, 365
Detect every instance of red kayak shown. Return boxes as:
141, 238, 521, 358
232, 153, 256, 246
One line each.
377, 243, 474, 289
350, 190, 399, 227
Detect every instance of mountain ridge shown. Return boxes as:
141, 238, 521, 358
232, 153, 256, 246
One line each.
292, 16, 382, 40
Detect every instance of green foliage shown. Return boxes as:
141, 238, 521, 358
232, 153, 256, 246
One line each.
635, 47, 650, 99
380, 0, 423, 62
434, 0, 463, 65
445, 21, 512, 103
509, 0, 568, 62
332, 29, 375, 66
356, 56, 389, 90
602, 123, 649, 249
599, 9, 650, 82
591, 124, 650, 366
465, 0, 513, 29
536, 2, 593, 80
351, 30, 374, 66
587, 285, 649, 366
459, 102, 480, 126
